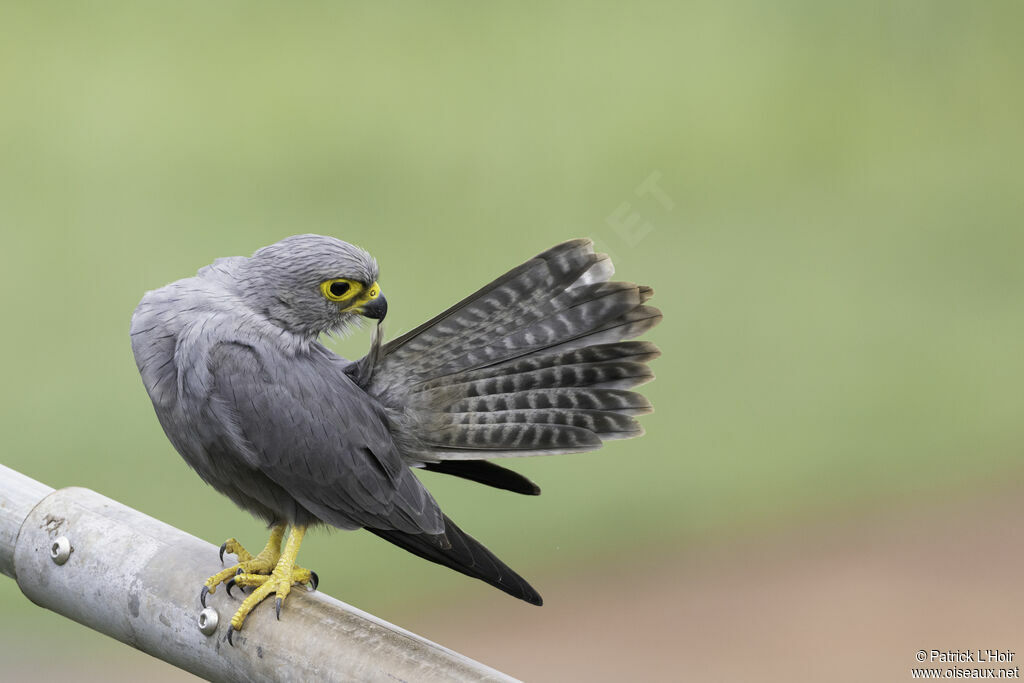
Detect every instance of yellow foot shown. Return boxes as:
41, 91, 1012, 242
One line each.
221, 525, 311, 645
226, 565, 317, 643
232, 565, 318, 594
200, 524, 287, 608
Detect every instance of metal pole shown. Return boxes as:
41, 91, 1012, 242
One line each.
0, 464, 516, 682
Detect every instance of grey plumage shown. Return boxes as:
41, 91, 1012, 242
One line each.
131, 234, 660, 605
367, 239, 661, 461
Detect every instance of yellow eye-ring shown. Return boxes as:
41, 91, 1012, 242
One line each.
320, 278, 364, 302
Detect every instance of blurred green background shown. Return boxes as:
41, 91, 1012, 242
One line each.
1, 2, 1023, 680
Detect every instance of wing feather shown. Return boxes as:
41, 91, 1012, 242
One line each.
208, 342, 443, 534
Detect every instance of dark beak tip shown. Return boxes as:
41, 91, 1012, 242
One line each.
361, 293, 388, 321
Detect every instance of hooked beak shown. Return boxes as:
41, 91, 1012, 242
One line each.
356, 293, 388, 321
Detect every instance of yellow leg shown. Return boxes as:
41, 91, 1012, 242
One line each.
227, 524, 312, 644
201, 523, 286, 606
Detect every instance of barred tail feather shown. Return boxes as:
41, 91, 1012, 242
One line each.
444, 408, 645, 440
366, 238, 660, 471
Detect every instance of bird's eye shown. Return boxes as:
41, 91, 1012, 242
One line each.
320, 278, 363, 302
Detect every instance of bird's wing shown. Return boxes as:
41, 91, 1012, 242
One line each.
366, 513, 542, 605
207, 341, 444, 535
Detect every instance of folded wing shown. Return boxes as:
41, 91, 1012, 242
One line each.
208, 342, 444, 535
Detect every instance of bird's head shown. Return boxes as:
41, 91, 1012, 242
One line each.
237, 234, 387, 338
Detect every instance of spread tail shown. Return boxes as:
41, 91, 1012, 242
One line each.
366, 239, 661, 466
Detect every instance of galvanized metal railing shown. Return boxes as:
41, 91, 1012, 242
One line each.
0, 464, 515, 682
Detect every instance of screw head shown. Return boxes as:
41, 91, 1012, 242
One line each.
198, 607, 219, 636
50, 537, 71, 565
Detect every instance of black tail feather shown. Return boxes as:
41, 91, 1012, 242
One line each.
366, 514, 543, 606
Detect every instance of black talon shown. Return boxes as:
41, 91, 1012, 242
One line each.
219, 542, 228, 564
309, 571, 319, 591
275, 597, 282, 620
226, 578, 237, 598
227, 626, 235, 646
235, 567, 244, 575
200, 585, 209, 608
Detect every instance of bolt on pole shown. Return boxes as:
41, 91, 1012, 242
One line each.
0, 464, 516, 683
